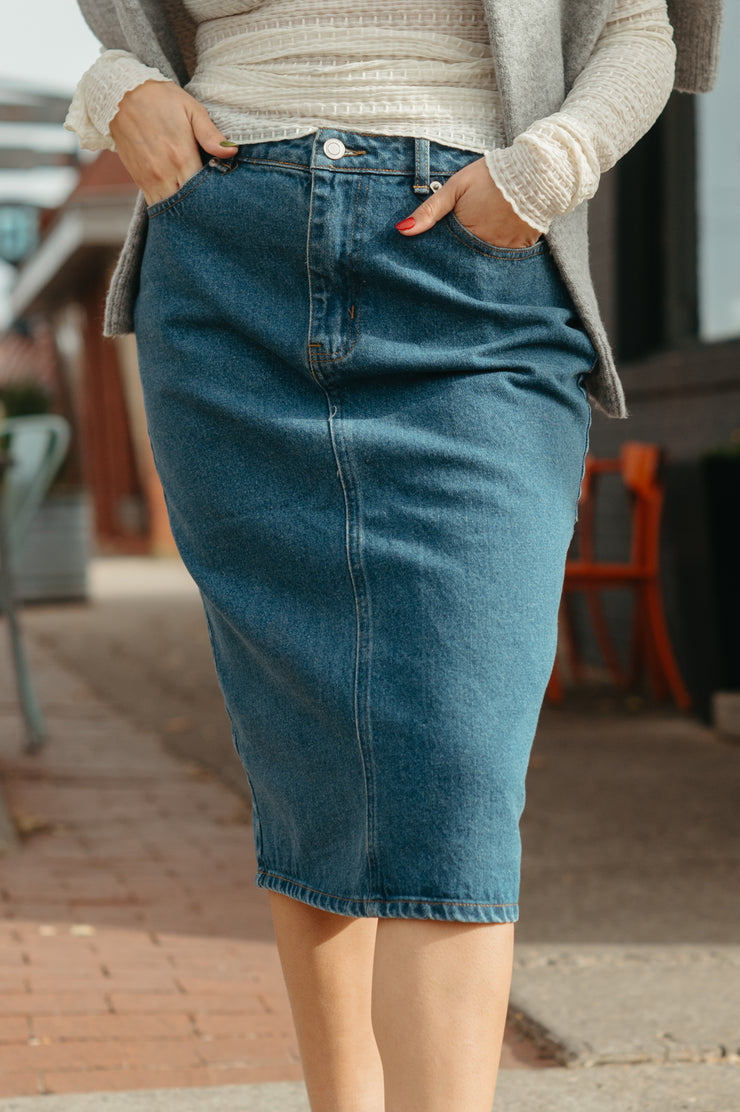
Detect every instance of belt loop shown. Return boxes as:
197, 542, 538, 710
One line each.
208, 154, 238, 174
413, 138, 430, 195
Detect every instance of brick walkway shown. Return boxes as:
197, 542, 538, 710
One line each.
0, 624, 552, 1098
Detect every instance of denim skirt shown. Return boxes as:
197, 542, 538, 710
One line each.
134, 129, 595, 923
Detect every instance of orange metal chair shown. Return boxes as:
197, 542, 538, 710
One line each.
547, 441, 691, 710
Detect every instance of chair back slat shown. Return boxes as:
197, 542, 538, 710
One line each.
620, 442, 663, 575
551, 439, 691, 711
620, 442, 662, 500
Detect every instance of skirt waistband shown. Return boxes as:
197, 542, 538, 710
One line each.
229, 130, 481, 194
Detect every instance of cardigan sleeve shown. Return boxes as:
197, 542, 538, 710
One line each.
64, 49, 172, 151
668, 0, 724, 92
484, 0, 677, 234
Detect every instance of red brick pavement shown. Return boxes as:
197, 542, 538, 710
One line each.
0, 638, 554, 1098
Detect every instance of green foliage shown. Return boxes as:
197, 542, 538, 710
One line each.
0, 380, 52, 419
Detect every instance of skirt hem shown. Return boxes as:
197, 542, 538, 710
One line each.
255, 869, 519, 923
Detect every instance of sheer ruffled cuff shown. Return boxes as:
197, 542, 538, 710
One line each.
64, 49, 172, 151
483, 0, 675, 233
484, 116, 601, 235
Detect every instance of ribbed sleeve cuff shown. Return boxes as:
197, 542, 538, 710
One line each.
673, 9, 724, 93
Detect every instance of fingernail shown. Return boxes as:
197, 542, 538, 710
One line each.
219, 139, 239, 148
395, 217, 416, 232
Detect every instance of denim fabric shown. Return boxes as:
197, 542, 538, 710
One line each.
135, 130, 595, 922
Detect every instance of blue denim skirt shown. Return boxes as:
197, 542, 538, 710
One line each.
134, 130, 595, 923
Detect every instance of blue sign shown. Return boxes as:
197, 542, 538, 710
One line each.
0, 205, 40, 265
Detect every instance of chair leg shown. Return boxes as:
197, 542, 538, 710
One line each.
545, 658, 564, 703
560, 593, 584, 681
585, 586, 628, 687
0, 524, 46, 753
643, 580, 692, 712
642, 600, 671, 702
627, 588, 645, 688
544, 601, 567, 704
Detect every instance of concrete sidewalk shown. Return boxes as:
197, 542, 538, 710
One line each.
1, 556, 739, 1109
2, 1066, 740, 1112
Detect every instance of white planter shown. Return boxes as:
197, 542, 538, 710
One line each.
15, 491, 91, 602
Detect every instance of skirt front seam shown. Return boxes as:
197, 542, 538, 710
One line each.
317, 383, 380, 896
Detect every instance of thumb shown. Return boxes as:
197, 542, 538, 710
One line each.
395, 182, 456, 236
190, 105, 239, 157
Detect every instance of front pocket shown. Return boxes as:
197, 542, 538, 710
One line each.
146, 162, 214, 217
444, 211, 546, 261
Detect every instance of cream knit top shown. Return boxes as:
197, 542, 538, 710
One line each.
65, 0, 676, 233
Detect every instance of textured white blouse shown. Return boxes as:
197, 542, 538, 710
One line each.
65, 0, 676, 233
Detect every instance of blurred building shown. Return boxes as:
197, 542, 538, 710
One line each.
6, 150, 173, 554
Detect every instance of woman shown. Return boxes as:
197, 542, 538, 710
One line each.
67, 2, 722, 1109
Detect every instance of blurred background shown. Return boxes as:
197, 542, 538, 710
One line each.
0, 5, 738, 1104
1, 0, 739, 742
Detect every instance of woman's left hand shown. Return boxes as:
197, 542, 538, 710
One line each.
395, 157, 541, 249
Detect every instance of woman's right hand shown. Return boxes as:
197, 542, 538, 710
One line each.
109, 80, 238, 206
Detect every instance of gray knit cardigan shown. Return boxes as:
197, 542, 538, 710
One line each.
75, 0, 724, 417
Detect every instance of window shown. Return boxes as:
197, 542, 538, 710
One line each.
696, 1, 740, 343
615, 94, 697, 362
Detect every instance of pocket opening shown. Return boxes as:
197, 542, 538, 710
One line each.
445, 211, 546, 260
146, 161, 214, 216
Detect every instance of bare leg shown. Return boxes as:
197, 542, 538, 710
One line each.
268, 891, 384, 1112
372, 919, 515, 1112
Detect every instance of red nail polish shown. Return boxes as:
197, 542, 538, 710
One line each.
395, 217, 416, 232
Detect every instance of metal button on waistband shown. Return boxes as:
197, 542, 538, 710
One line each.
323, 138, 346, 160
430, 180, 443, 193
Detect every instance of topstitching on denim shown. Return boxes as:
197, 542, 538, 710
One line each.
146, 154, 240, 217
321, 390, 380, 893
413, 136, 430, 194
302, 152, 380, 893
444, 211, 548, 260
257, 868, 518, 910
146, 162, 215, 217
307, 175, 369, 367
233, 131, 481, 180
